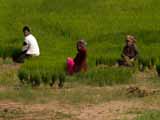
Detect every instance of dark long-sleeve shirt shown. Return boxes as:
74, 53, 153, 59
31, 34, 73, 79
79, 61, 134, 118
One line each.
122, 44, 138, 59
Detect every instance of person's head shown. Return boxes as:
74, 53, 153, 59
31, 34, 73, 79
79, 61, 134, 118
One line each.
126, 35, 136, 46
23, 26, 31, 36
77, 39, 87, 51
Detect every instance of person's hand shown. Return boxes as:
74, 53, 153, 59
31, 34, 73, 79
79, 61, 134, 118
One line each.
130, 58, 135, 62
123, 56, 133, 66
124, 56, 130, 61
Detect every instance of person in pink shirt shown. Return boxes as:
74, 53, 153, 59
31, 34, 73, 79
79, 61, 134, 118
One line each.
67, 40, 87, 75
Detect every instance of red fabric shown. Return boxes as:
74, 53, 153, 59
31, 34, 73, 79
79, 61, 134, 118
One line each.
74, 48, 87, 72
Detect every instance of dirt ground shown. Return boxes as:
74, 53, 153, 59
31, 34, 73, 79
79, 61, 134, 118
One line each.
0, 99, 159, 120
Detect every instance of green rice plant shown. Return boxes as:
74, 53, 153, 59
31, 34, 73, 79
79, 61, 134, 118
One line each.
0, 45, 21, 60
50, 72, 58, 87
138, 56, 160, 71
68, 67, 134, 86
0, 48, 7, 59
41, 71, 51, 85
96, 56, 118, 66
147, 57, 158, 69
50, 72, 66, 88
18, 68, 30, 84
156, 64, 160, 77
96, 57, 104, 66
58, 72, 66, 88
136, 110, 160, 120
0, 47, 4, 58
30, 70, 41, 87
138, 56, 150, 71
18, 59, 66, 87
11, 48, 21, 59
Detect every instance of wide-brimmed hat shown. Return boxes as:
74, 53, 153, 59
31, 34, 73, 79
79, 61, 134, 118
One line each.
126, 35, 136, 43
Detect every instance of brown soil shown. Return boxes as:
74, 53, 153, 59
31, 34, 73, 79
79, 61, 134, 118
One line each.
0, 99, 159, 120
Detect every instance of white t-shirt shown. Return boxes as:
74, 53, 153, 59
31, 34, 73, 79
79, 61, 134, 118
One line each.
23, 34, 40, 56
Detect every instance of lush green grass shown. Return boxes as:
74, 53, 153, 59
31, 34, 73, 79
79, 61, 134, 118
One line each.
67, 67, 135, 86
136, 111, 160, 120
1, 0, 160, 84
0, 84, 130, 105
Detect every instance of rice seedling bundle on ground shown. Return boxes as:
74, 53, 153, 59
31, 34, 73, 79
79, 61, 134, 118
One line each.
18, 59, 66, 87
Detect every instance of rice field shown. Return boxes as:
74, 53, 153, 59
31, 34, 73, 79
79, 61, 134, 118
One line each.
0, 0, 160, 85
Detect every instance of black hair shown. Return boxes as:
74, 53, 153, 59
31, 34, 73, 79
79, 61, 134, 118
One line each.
23, 26, 30, 32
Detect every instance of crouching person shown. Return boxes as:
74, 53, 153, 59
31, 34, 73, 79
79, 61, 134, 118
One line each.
67, 40, 87, 75
118, 35, 138, 67
14, 26, 40, 63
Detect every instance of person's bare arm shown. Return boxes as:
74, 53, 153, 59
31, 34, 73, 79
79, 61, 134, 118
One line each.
22, 39, 30, 52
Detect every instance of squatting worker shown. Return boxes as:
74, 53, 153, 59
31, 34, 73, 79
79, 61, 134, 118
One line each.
67, 40, 87, 75
117, 35, 138, 66
74, 40, 87, 73
14, 26, 40, 63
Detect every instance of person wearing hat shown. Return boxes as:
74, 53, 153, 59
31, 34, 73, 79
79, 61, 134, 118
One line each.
118, 35, 138, 66
67, 40, 87, 75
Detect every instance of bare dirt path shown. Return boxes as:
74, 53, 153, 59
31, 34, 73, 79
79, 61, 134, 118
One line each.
0, 99, 159, 120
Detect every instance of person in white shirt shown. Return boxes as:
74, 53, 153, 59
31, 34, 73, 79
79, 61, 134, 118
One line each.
14, 26, 40, 63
